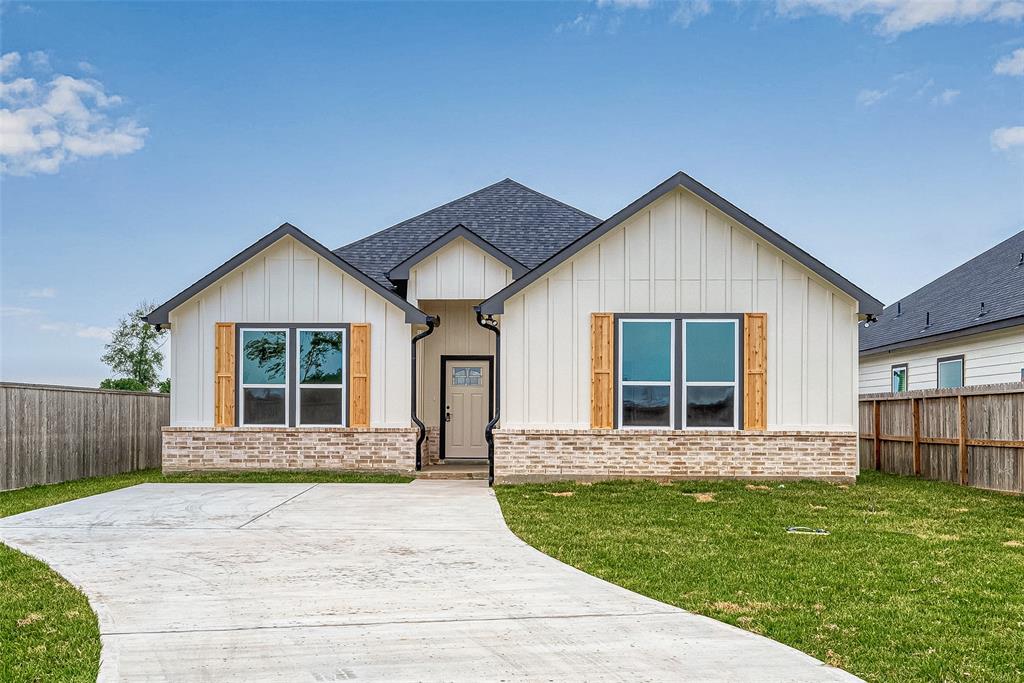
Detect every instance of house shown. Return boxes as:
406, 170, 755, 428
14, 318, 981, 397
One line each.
860, 229, 1024, 394
145, 172, 882, 484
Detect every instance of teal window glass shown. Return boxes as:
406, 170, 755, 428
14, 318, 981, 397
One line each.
241, 330, 287, 384
621, 321, 672, 382
299, 330, 344, 384
685, 321, 735, 382
937, 359, 963, 389
891, 366, 907, 393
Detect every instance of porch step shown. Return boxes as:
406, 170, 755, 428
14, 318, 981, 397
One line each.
417, 460, 489, 480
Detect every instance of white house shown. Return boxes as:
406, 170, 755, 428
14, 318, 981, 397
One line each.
860, 229, 1024, 394
146, 172, 882, 483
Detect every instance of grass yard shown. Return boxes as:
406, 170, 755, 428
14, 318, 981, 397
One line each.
496, 472, 1024, 683
0, 468, 412, 682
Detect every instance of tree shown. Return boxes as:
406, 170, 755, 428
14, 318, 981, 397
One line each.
100, 378, 148, 392
100, 301, 167, 391
157, 378, 171, 394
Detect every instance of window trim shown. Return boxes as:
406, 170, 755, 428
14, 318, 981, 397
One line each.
238, 327, 290, 427
295, 327, 347, 428
681, 318, 741, 430
613, 313, 744, 430
891, 363, 909, 393
617, 318, 676, 431
236, 323, 351, 427
936, 354, 965, 389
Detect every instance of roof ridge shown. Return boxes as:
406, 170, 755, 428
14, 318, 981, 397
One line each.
881, 227, 1024, 312
499, 178, 603, 222
335, 178, 527, 253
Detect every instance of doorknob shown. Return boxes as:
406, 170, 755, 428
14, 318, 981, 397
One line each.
445, 405, 452, 423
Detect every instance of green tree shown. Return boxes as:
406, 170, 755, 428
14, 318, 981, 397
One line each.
100, 378, 149, 392
100, 301, 167, 391
157, 378, 171, 394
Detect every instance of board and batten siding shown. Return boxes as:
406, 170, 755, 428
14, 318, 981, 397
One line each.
407, 237, 512, 305
500, 188, 860, 430
860, 326, 1024, 394
169, 236, 410, 428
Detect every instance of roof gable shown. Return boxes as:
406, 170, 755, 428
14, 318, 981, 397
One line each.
860, 228, 1024, 354
387, 224, 528, 281
478, 171, 883, 315
144, 223, 429, 325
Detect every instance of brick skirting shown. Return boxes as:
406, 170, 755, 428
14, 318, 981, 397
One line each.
493, 428, 858, 484
161, 427, 417, 474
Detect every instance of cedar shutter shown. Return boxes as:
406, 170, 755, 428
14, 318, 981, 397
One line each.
214, 323, 236, 427
349, 323, 371, 427
743, 313, 767, 430
590, 313, 614, 429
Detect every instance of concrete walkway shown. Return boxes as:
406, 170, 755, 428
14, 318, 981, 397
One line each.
0, 480, 860, 682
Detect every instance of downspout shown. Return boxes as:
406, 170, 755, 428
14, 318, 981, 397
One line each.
474, 309, 500, 487
411, 316, 438, 471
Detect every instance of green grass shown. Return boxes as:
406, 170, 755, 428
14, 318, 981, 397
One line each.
0, 468, 412, 682
496, 472, 1024, 683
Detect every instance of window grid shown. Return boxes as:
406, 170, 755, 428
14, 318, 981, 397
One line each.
239, 328, 289, 427
618, 318, 675, 430
295, 328, 346, 427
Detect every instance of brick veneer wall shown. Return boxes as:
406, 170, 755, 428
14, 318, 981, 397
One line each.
162, 427, 417, 474
422, 427, 441, 466
493, 429, 858, 483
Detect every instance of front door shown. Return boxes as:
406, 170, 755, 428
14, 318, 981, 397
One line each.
443, 359, 490, 459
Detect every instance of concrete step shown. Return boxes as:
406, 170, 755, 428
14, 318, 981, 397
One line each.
417, 462, 489, 480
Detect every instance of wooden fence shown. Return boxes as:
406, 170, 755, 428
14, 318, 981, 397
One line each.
859, 383, 1024, 494
0, 382, 169, 492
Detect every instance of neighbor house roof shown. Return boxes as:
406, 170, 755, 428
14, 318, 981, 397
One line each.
144, 223, 430, 325
334, 178, 601, 287
479, 171, 884, 316
859, 229, 1024, 355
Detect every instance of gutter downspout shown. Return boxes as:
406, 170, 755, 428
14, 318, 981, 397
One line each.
474, 309, 500, 487
411, 316, 438, 471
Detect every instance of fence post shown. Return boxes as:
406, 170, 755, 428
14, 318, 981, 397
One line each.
958, 394, 969, 485
912, 397, 921, 476
873, 400, 881, 471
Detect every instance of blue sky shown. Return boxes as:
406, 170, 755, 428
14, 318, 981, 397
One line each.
2, 0, 1022, 386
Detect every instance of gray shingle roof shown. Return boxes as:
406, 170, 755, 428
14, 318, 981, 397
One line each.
859, 228, 1024, 353
334, 179, 601, 287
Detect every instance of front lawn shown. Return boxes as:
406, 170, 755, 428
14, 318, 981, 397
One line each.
496, 472, 1024, 683
0, 468, 412, 682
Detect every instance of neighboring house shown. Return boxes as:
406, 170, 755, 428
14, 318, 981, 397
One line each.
860, 229, 1024, 394
146, 172, 881, 483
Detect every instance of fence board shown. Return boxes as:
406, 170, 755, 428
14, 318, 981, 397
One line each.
0, 383, 169, 491
860, 382, 1024, 494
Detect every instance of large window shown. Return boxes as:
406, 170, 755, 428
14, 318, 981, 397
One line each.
936, 355, 964, 389
891, 364, 908, 393
617, 316, 740, 430
239, 325, 347, 427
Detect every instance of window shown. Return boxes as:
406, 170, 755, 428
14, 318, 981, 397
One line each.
296, 329, 345, 426
936, 355, 964, 389
452, 367, 482, 386
891, 364, 908, 393
617, 316, 740, 430
240, 329, 288, 426
238, 325, 347, 427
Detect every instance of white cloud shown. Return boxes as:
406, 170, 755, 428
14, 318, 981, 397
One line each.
27, 50, 49, 70
672, 0, 712, 27
991, 125, 1024, 150
994, 47, 1024, 75
0, 53, 148, 176
0, 52, 19, 76
776, 0, 1024, 36
38, 321, 113, 341
857, 88, 889, 106
595, 0, 651, 7
932, 88, 960, 105
1, 306, 39, 317
77, 61, 97, 74
27, 287, 56, 298
76, 325, 113, 341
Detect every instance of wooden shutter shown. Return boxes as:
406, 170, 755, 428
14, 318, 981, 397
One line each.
590, 313, 614, 429
743, 313, 767, 430
214, 323, 236, 427
349, 323, 371, 427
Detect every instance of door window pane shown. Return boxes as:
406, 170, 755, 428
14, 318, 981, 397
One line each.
242, 387, 286, 425
298, 330, 344, 384
685, 321, 735, 382
621, 321, 672, 382
686, 386, 735, 428
242, 331, 287, 384
621, 385, 671, 427
937, 359, 963, 389
299, 388, 344, 425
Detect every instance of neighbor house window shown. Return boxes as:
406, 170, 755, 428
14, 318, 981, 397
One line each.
936, 355, 964, 389
891, 364, 908, 393
296, 329, 346, 426
239, 325, 347, 427
617, 315, 740, 430
240, 329, 289, 426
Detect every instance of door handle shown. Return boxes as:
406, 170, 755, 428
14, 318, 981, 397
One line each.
445, 405, 452, 423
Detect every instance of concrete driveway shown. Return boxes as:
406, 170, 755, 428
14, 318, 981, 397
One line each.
0, 480, 859, 682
